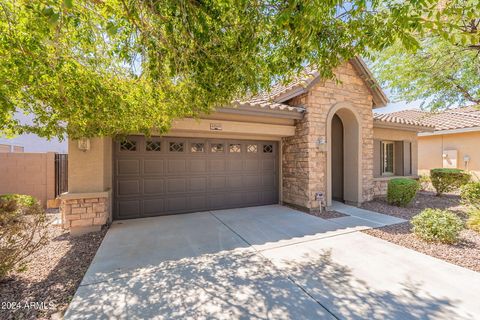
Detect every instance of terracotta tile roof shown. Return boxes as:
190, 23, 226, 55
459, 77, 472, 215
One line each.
373, 113, 433, 128
254, 66, 320, 102
233, 98, 305, 113
386, 106, 480, 131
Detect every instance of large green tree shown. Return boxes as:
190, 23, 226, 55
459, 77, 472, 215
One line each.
372, 2, 480, 110
1, 0, 478, 139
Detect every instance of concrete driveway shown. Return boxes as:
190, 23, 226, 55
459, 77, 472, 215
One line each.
65, 205, 480, 320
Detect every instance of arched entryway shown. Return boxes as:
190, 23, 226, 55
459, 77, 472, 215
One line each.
326, 103, 362, 206
331, 114, 344, 201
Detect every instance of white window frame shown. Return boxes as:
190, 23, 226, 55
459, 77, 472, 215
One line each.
381, 141, 395, 176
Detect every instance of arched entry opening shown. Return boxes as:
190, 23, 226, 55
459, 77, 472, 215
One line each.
326, 104, 362, 206
331, 114, 344, 201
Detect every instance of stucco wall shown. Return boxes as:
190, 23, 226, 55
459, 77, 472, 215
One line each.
418, 132, 480, 180
0, 152, 55, 207
282, 62, 375, 210
373, 127, 419, 177
68, 137, 112, 193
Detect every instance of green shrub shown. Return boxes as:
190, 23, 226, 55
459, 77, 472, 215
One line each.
411, 208, 464, 244
418, 175, 431, 191
430, 168, 471, 195
460, 182, 480, 209
0, 194, 49, 280
467, 209, 480, 233
387, 178, 419, 207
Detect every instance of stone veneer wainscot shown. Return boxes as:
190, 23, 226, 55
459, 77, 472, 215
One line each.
61, 191, 110, 236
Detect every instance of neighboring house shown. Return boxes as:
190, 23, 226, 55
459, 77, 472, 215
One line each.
0, 144, 24, 153
384, 106, 480, 180
0, 135, 67, 153
0, 112, 68, 153
60, 57, 433, 235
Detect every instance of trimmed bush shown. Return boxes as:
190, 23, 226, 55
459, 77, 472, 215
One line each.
467, 209, 480, 233
460, 182, 480, 209
411, 209, 464, 244
430, 168, 470, 195
0, 194, 49, 280
387, 178, 419, 207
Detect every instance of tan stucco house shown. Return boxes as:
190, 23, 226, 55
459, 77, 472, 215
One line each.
386, 106, 480, 180
61, 58, 433, 235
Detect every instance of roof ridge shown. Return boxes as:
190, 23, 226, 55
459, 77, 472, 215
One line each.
446, 110, 480, 119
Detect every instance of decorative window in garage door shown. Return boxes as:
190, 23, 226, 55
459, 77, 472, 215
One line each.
120, 140, 136, 151
169, 142, 184, 152
263, 144, 273, 153
211, 143, 224, 153
146, 141, 161, 151
229, 144, 241, 153
247, 144, 258, 153
191, 143, 205, 153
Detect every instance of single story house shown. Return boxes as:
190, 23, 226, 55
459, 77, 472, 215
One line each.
61, 57, 433, 235
385, 106, 480, 180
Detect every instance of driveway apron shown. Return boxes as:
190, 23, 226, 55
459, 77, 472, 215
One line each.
65, 205, 480, 320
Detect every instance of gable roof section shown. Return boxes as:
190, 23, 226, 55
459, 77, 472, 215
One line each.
386, 106, 480, 132
254, 56, 388, 108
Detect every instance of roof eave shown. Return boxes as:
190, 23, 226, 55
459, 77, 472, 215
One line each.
274, 87, 308, 103
373, 120, 435, 132
418, 126, 480, 136
217, 105, 304, 120
350, 57, 389, 108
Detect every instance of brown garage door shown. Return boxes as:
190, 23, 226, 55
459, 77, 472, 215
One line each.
113, 136, 279, 219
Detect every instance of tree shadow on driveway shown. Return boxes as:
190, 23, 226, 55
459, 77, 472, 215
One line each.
65, 247, 468, 320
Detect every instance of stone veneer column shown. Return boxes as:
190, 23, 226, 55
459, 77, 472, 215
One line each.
282, 62, 375, 212
60, 191, 110, 236
372, 179, 389, 197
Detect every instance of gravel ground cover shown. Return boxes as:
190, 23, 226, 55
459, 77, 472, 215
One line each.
0, 221, 107, 320
362, 191, 480, 272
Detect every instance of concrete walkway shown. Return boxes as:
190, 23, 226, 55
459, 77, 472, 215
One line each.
330, 201, 406, 228
65, 205, 480, 320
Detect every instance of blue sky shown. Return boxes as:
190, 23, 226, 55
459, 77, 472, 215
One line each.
374, 89, 423, 114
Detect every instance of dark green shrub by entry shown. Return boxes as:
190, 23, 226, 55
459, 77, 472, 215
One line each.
0, 194, 49, 280
412, 209, 463, 244
430, 168, 470, 195
387, 178, 419, 207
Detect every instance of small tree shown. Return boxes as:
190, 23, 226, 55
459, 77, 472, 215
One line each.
0, 195, 49, 280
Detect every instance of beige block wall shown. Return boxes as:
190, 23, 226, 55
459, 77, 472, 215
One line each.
0, 152, 55, 207
282, 62, 375, 210
418, 132, 480, 180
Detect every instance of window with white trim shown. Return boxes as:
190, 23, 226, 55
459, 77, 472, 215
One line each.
381, 141, 394, 175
